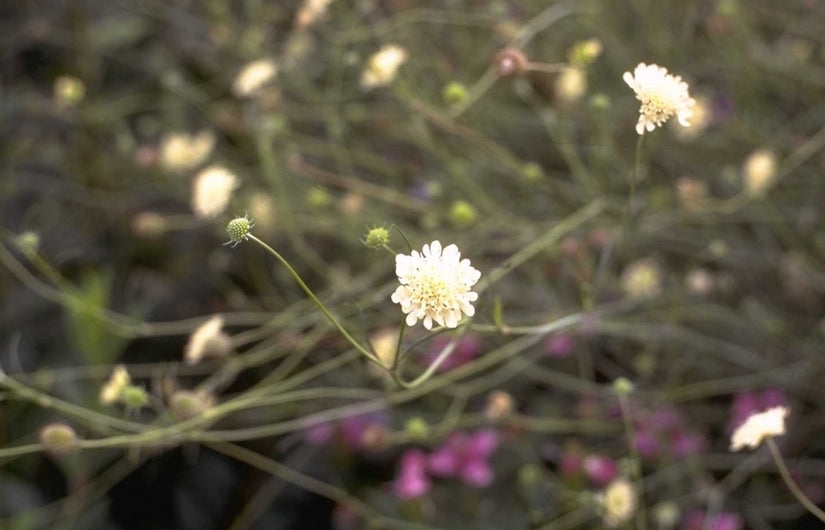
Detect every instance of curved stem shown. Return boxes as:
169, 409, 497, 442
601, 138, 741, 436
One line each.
246, 234, 381, 366
617, 392, 648, 530
767, 437, 825, 523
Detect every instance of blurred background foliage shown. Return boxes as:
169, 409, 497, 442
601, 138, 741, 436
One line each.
2, 0, 825, 528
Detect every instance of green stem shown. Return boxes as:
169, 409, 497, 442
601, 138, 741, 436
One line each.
246, 234, 381, 366
767, 437, 825, 523
617, 392, 647, 530
626, 134, 645, 229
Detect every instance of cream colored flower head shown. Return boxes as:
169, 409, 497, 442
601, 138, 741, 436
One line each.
100, 364, 131, 405
730, 406, 789, 451
184, 315, 233, 365
232, 59, 278, 98
623, 62, 695, 135
160, 130, 215, 172
743, 148, 778, 197
621, 259, 662, 299
391, 240, 481, 330
191, 165, 239, 219
601, 478, 636, 527
361, 45, 408, 89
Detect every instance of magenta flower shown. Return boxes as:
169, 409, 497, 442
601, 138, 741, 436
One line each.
682, 511, 742, 530
427, 429, 499, 488
583, 455, 619, 487
393, 449, 431, 500
545, 334, 575, 358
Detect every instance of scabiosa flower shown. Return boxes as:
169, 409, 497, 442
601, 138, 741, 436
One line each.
191, 166, 240, 219
391, 241, 481, 330
232, 59, 278, 98
360, 45, 408, 89
600, 478, 637, 527
184, 315, 232, 365
623, 62, 695, 135
100, 364, 131, 405
730, 406, 789, 451
159, 130, 215, 172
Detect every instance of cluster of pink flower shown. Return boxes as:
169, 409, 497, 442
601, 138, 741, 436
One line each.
681, 511, 742, 530
393, 429, 499, 500
632, 406, 707, 460
303, 412, 388, 452
558, 445, 619, 487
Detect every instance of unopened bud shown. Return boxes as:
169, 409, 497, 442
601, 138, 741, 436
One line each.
40, 423, 78, 456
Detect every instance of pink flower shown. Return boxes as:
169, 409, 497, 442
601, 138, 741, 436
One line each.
427, 429, 499, 488
545, 334, 575, 358
583, 455, 618, 487
633, 431, 660, 459
682, 511, 742, 530
393, 449, 431, 500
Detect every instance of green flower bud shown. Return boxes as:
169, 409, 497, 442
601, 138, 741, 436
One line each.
121, 385, 149, 410
442, 81, 468, 105
306, 187, 332, 209
225, 215, 254, 247
449, 200, 478, 229
612, 377, 635, 395
404, 417, 430, 441
589, 93, 611, 111
521, 162, 544, 183
14, 231, 40, 256
40, 423, 78, 456
363, 227, 390, 249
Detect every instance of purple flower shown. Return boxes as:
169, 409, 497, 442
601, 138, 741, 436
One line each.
426, 429, 499, 488
633, 431, 660, 459
582, 455, 618, 487
304, 422, 335, 445
545, 334, 575, 358
393, 449, 431, 500
671, 432, 707, 457
682, 511, 742, 530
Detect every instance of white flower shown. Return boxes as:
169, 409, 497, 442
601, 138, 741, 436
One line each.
232, 59, 278, 98
184, 315, 233, 365
391, 241, 481, 330
100, 364, 130, 405
730, 406, 789, 451
159, 130, 216, 172
743, 148, 778, 197
361, 45, 408, 89
601, 478, 636, 527
191, 165, 239, 219
623, 62, 695, 135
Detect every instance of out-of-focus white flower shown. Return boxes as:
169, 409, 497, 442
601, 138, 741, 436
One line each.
191, 166, 239, 219
621, 259, 662, 300
100, 365, 131, 405
391, 241, 481, 330
623, 63, 695, 134
159, 131, 216, 171
54, 75, 85, 107
232, 59, 278, 97
361, 45, 408, 89
184, 315, 233, 365
601, 478, 636, 527
730, 406, 789, 451
743, 148, 778, 197
555, 67, 587, 105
